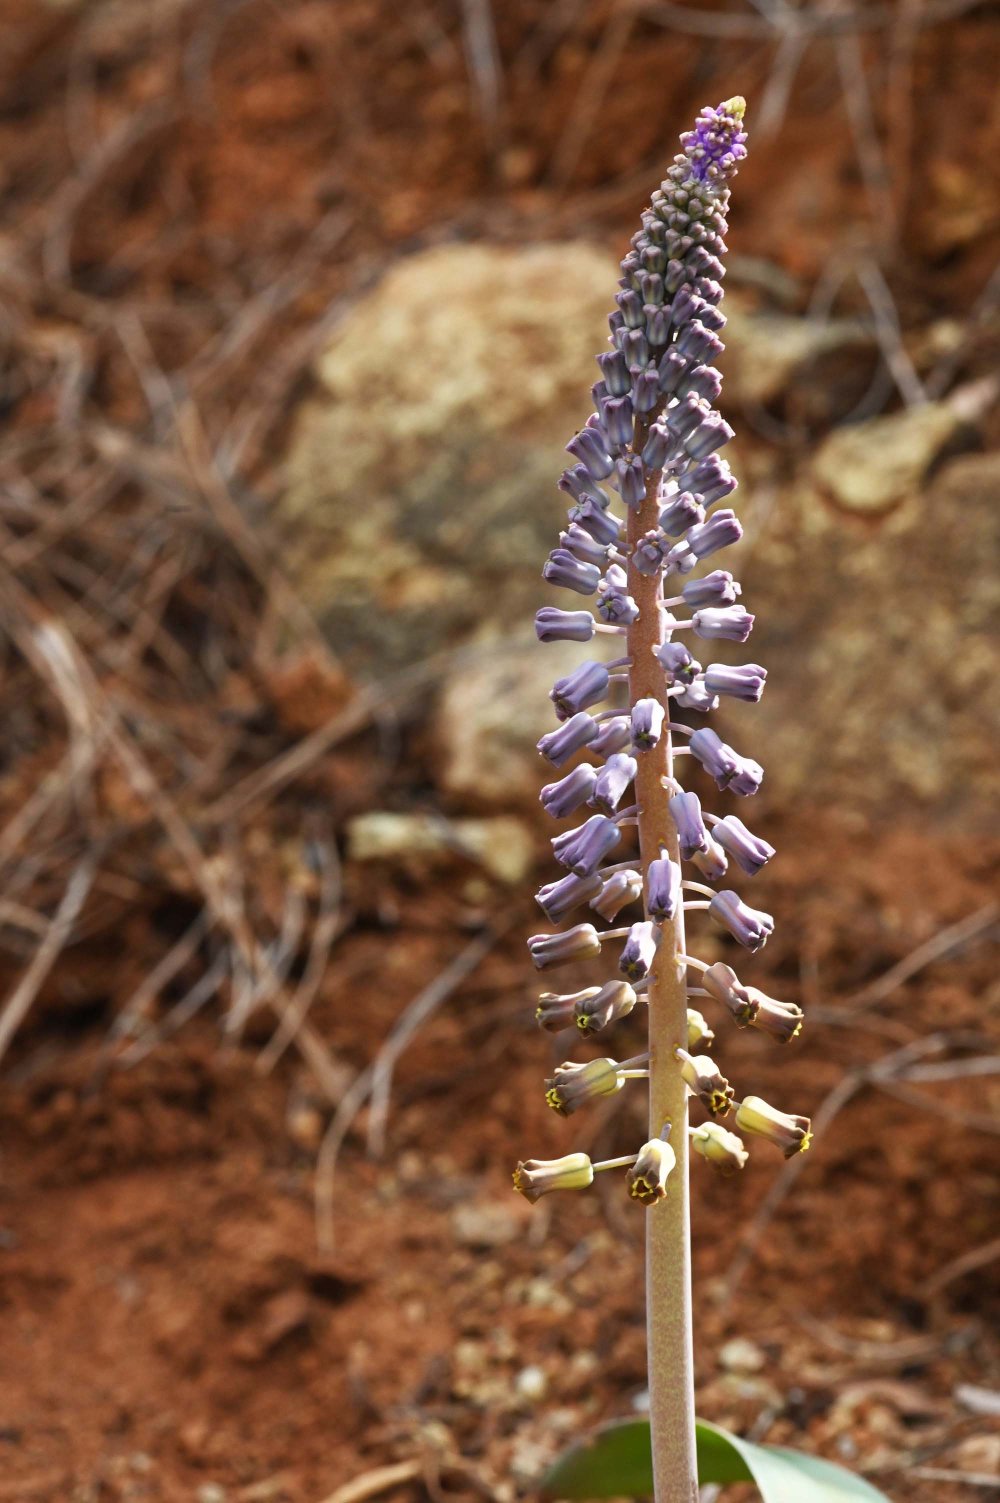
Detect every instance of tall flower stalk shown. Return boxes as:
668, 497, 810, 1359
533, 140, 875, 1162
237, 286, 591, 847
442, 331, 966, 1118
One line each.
514, 99, 812, 1503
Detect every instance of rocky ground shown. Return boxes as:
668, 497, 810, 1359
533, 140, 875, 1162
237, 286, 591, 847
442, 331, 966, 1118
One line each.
0, 2, 998, 1501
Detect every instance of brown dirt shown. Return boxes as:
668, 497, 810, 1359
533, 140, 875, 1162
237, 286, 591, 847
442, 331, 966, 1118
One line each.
0, 3, 998, 1502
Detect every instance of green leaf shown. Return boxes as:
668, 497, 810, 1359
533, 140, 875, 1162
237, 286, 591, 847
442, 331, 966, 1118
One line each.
541, 1418, 894, 1502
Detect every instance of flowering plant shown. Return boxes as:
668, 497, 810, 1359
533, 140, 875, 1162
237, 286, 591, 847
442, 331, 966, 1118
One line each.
514, 99, 891, 1503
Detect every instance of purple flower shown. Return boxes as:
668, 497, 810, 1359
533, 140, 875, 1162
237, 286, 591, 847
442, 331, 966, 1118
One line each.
596, 582, 639, 625
559, 524, 610, 567
543, 549, 601, 595
616, 289, 645, 328
602, 394, 634, 449
535, 607, 595, 643
681, 570, 741, 608
654, 639, 700, 685
658, 347, 687, 395
590, 752, 637, 815
632, 530, 670, 575
663, 541, 699, 576
537, 712, 598, 767
575, 979, 638, 1033
688, 727, 739, 785
669, 790, 710, 859
692, 604, 755, 641
528, 923, 603, 970
712, 816, 774, 875
727, 756, 764, 796
590, 868, 643, 920
687, 510, 743, 560
665, 393, 706, 441
690, 836, 728, 881
550, 659, 610, 720
568, 496, 621, 545
677, 320, 724, 365
681, 454, 737, 505
678, 364, 722, 403
631, 697, 665, 751
659, 492, 704, 536
684, 412, 734, 460
540, 763, 599, 819
534, 992, 578, 1032
709, 889, 774, 952
589, 716, 633, 758
680, 97, 749, 186
552, 814, 622, 876
596, 350, 630, 396
672, 675, 719, 713
619, 920, 661, 982
535, 870, 604, 923
566, 422, 614, 480
641, 425, 670, 469
646, 857, 681, 920
633, 368, 660, 413
615, 454, 646, 509
702, 961, 758, 1026
558, 464, 609, 507
704, 661, 767, 702
616, 326, 649, 370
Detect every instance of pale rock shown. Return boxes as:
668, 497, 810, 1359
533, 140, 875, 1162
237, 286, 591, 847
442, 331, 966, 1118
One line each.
346, 810, 534, 884
724, 301, 874, 411
811, 398, 967, 514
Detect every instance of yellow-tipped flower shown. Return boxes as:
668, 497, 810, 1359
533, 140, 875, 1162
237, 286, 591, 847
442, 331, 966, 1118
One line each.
736, 1095, 812, 1157
686, 1007, 715, 1050
676, 1047, 734, 1117
626, 1138, 677, 1206
513, 1153, 594, 1204
691, 1121, 748, 1176
545, 1057, 623, 1117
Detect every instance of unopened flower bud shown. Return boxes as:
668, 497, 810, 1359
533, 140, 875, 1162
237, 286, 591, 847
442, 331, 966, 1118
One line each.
558, 464, 609, 507
597, 350, 630, 396
550, 659, 611, 720
590, 868, 643, 920
712, 815, 774, 875
632, 697, 665, 751
678, 363, 723, 403
615, 454, 646, 510
686, 1008, 715, 1050
552, 814, 622, 876
689, 727, 739, 785
627, 1138, 677, 1205
537, 711, 598, 767
654, 640, 700, 684
590, 752, 637, 814
709, 889, 774, 952
589, 716, 633, 758
540, 763, 599, 818
728, 755, 764, 796
685, 412, 734, 460
566, 426, 614, 480
513, 1152, 595, 1202
545, 1057, 623, 1116
619, 920, 661, 982
681, 454, 736, 505
658, 347, 687, 395
633, 367, 661, 413
672, 675, 720, 713
535, 870, 605, 922
534, 992, 579, 1031
691, 1121, 748, 1175
569, 496, 621, 545
705, 661, 767, 702
749, 994, 804, 1042
528, 923, 603, 971
602, 394, 634, 449
692, 604, 754, 641
677, 1048, 734, 1116
701, 961, 758, 1025
535, 607, 596, 643
647, 856, 681, 920
681, 570, 741, 608
559, 523, 611, 567
687, 510, 743, 559
659, 492, 704, 536
690, 835, 728, 880
677, 320, 724, 364
575, 978, 638, 1033
543, 549, 601, 595
736, 1095, 812, 1157
668, 790, 710, 859
642, 425, 670, 469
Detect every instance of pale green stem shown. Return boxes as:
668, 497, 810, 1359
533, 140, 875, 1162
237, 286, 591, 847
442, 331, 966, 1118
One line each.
627, 454, 699, 1503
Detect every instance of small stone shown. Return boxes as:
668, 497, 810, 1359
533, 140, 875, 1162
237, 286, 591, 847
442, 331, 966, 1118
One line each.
346, 811, 534, 885
451, 1200, 524, 1247
718, 1336, 766, 1373
811, 401, 964, 514
514, 1365, 549, 1402
197, 1487, 227, 1503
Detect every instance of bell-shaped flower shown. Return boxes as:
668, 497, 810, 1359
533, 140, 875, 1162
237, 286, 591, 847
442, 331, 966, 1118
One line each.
545, 1057, 624, 1116
513, 1153, 595, 1203
527, 923, 603, 971
627, 1138, 677, 1205
691, 1122, 748, 1176
708, 889, 774, 952
736, 1096, 812, 1157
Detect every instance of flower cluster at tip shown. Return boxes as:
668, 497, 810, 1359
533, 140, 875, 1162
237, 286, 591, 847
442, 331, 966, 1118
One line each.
513, 98, 813, 1211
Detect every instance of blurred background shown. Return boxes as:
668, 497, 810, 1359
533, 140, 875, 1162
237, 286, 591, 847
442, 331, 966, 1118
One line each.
0, 1, 998, 1500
